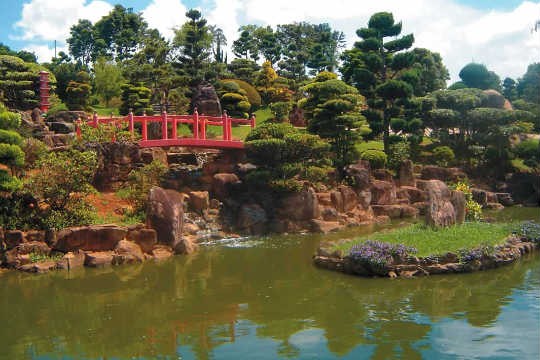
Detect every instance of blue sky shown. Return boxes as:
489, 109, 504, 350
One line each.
1, 0, 539, 83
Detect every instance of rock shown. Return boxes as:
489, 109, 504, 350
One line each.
126, 228, 157, 254
485, 202, 505, 210
16, 241, 51, 255
235, 163, 257, 175
139, 147, 168, 166
84, 251, 114, 267
420, 166, 467, 182
18, 261, 57, 274
54, 225, 127, 252
113, 240, 145, 265
371, 205, 403, 219
370, 180, 397, 205
237, 204, 267, 234
330, 191, 343, 213
48, 110, 88, 123
345, 160, 371, 191
321, 207, 339, 221
279, 187, 320, 221
373, 169, 394, 182
212, 173, 240, 200
25, 230, 46, 242
399, 160, 416, 187
151, 245, 174, 261
401, 205, 419, 218
471, 188, 488, 206
357, 190, 372, 209
399, 186, 427, 203
146, 187, 196, 254
311, 220, 342, 234
192, 83, 222, 116
183, 223, 200, 235
338, 185, 358, 212
424, 180, 456, 227
188, 191, 209, 214
317, 192, 332, 206
451, 190, 466, 224
47, 121, 74, 134
57, 250, 85, 270
496, 193, 514, 206
5, 230, 25, 249
209, 198, 221, 209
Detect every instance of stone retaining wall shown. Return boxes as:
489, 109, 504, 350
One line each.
313, 237, 538, 278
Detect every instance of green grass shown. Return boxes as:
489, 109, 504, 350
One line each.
92, 105, 120, 116
355, 140, 384, 154
511, 158, 534, 173
332, 222, 513, 257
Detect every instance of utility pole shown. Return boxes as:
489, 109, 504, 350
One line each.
54, 40, 57, 58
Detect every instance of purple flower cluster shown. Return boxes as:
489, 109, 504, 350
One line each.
458, 245, 493, 263
515, 221, 540, 244
349, 240, 417, 268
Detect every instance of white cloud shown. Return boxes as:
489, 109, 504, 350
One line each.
24, 43, 68, 63
207, 0, 242, 51
236, 0, 540, 83
14, 0, 112, 43
142, 0, 188, 39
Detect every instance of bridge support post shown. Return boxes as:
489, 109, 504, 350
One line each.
222, 110, 228, 141
193, 108, 199, 139
201, 115, 206, 140
142, 117, 148, 141
172, 115, 177, 139
128, 109, 134, 136
75, 117, 82, 139
161, 111, 168, 140
92, 111, 98, 127
250, 113, 256, 129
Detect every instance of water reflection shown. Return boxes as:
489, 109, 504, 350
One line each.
0, 223, 539, 359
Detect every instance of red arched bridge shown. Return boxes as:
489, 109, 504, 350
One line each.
76, 109, 255, 149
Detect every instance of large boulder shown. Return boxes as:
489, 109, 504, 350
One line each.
188, 191, 209, 214
451, 190, 466, 224
57, 250, 86, 270
84, 251, 114, 267
331, 185, 358, 213
88, 142, 141, 191
370, 180, 397, 205
113, 240, 145, 265
279, 187, 320, 221
146, 187, 196, 254
237, 203, 267, 234
126, 228, 157, 254
212, 173, 240, 200
54, 225, 127, 252
345, 160, 371, 191
192, 83, 222, 116
424, 180, 456, 227
399, 160, 416, 187
421, 166, 467, 183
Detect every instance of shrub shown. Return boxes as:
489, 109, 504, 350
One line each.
78, 123, 137, 144
452, 181, 482, 221
360, 149, 387, 169
270, 101, 292, 122
432, 145, 455, 166
222, 79, 261, 110
0, 111, 21, 129
514, 139, 539, 160
0, 129, 22, 146
46, 102, 69, 118
118, 160, 168, 213
0, 143, 25, 168
21, 138, 48, 168
387, 140, 410, 170
24, 149, 98, 230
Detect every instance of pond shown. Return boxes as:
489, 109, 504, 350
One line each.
0, 207, 538, 359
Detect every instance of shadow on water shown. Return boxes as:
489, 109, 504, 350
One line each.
0, 207, 539, 359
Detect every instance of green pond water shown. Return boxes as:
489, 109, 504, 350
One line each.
0, 207, 539, 360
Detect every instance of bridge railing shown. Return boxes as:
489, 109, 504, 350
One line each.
75, 108, 256, 146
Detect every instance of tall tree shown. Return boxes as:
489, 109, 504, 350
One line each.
517, 63, 540, 104
340, 12, 415, 153
405, 48, 449, 96
458, 63, 501, 91
93, 5, 148, 62
502, 77, 517, 101
173, 9, 213, 85
93, 57, 124, 106
302, 72, 371, 177
67, 19, 103, 66
232, 25, 259, 61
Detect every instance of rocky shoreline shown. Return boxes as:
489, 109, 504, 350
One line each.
313, 236, 539, 278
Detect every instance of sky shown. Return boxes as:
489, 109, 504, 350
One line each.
1, 0, 539, 84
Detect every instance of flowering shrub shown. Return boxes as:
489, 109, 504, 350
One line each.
452, 181, 482, 221
349, 240, 417, 272
514, 221, 540, 244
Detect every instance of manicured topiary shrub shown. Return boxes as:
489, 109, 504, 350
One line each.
216, 80, 251, 118
269, 101, 292, 122
222, 79, 261, 110
119, 83, 153, 115
0, 104, 23, 192
432, 145, 455, 166
360, 149, 387, 169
